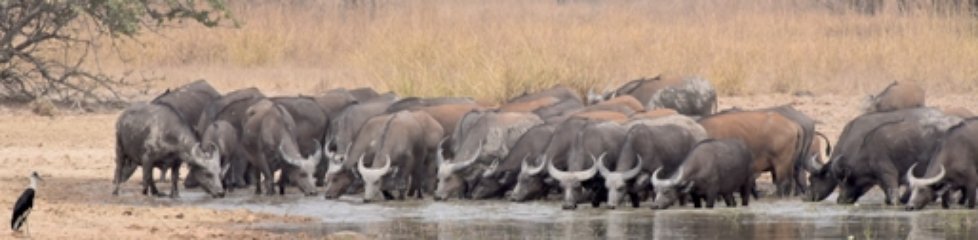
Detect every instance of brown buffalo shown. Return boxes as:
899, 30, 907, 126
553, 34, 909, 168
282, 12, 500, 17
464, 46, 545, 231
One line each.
698, 111, 803, 197
862, 81, 925, 113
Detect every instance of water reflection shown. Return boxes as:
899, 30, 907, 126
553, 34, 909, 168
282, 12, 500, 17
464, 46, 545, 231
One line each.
117, 190, 978, 239
210, 198, 976, 239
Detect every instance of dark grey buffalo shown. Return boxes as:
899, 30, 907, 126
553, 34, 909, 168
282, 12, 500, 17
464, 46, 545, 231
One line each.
862, 81, 925, 113
191, 87, 265, 189
113, 103, 225, 198
322, 114, 392, 199
270, 96, 331, 188
321, 96, 398, 186
358, 111, 444, 202
241, 100, 322, 196
650, 139, 754, 209
806, 108, 961, 204
589, 74, 717, 117
600, 124, 701, 209
434, 111, 543, 200
906, 119, 978, 210
550, 121, 628, 209
150, 80, 220, 181
510, 117, 591, 202
472, 124, 556, 199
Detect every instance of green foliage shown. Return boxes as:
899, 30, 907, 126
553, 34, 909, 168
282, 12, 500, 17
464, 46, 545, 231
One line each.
0, 0, 233, 103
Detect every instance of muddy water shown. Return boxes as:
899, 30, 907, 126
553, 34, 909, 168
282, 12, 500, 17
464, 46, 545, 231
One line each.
152, 190, 978, 239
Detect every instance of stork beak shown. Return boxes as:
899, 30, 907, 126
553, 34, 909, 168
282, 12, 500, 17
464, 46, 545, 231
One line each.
32, 172, 43, 182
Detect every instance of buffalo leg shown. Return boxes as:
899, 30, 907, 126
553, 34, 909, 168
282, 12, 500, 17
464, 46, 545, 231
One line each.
879, 175, 900, 205
691, 194, 702, 208
723, 194, 736, 207
278, 169, 288, 195
142, 159, 162, 196
158, 168, 169, 183
629, 192, 641, 208
772, 161, 794, 197
959, 187, 968, 205
169, 164, 180, 198
705, 193, 717, 208
741, 185, 751, 206
113, 163, 138, 196
250, 167, 262, 195
942, 190, 952, 209
965, 182, 977, 209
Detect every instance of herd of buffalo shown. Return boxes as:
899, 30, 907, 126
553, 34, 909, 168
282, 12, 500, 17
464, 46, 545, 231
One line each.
111, 74, 978, 211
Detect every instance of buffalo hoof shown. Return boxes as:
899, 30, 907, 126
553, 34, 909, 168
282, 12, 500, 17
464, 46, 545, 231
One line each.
305, 192, 318, 197
606, 205, 617, 210
324, 194, 339, 200
212, 192, 226, 198
562, 204, 577, 210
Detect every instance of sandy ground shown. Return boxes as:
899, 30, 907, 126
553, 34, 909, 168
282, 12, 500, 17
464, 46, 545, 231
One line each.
0, 93, 974, 239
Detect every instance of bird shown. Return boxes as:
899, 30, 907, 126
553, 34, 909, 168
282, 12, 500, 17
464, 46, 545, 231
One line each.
11, 171, 41, 237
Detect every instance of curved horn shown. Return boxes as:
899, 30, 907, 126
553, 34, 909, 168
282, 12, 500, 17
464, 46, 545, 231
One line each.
308, 140, 323, 163
451, 143, 482, 173
806, 154, 825, 172
595, 153, 612, 177
651, 166, 683, 187
547, 156, 572, 182
436, 138, 447, 166
524, 154, 546, 176
622, 154, 644, 180
323, 137, 335, 159
358, 154, 392, 180
278, 140, 303, 167
907, 163, 946, 187
327, 158, 344, 174
482, 159, 501, 178
576, 154, 600, 180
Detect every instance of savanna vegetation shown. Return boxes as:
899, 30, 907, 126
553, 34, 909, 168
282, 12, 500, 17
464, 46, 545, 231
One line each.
10, 0, 978, 104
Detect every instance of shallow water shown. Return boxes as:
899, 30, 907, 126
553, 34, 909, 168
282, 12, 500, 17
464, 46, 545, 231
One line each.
119, 188, 978, 239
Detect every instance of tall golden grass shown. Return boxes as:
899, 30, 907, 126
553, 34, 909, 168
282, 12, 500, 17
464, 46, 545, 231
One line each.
105, 0, 978, 102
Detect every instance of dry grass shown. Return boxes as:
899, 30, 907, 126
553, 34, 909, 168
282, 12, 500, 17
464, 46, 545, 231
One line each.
100, 0, 978, 102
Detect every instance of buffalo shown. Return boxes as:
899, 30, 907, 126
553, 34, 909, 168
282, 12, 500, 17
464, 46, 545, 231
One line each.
241, 100, 322, 196
322, 114, 392, 199
113, 103, 226, 198
806, 108, 961, 204
192, 87, 265, 189
650, 139, 754, 209
906, 118, 978, 210
600, 124, 702, 209
472, 124, 556, 199
549, 120, 627, 209
358, 111, 444, 202
150, 80, 220, 182
511, 117, 594, 202
320, 96, 398, 186
698, 111, 803, 197
861, 81, 925, 113
434, 111, 543, 200
590, 74, 717, 117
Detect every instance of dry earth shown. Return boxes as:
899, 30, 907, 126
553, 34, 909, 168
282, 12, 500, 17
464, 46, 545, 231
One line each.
0, 93, 974, 239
